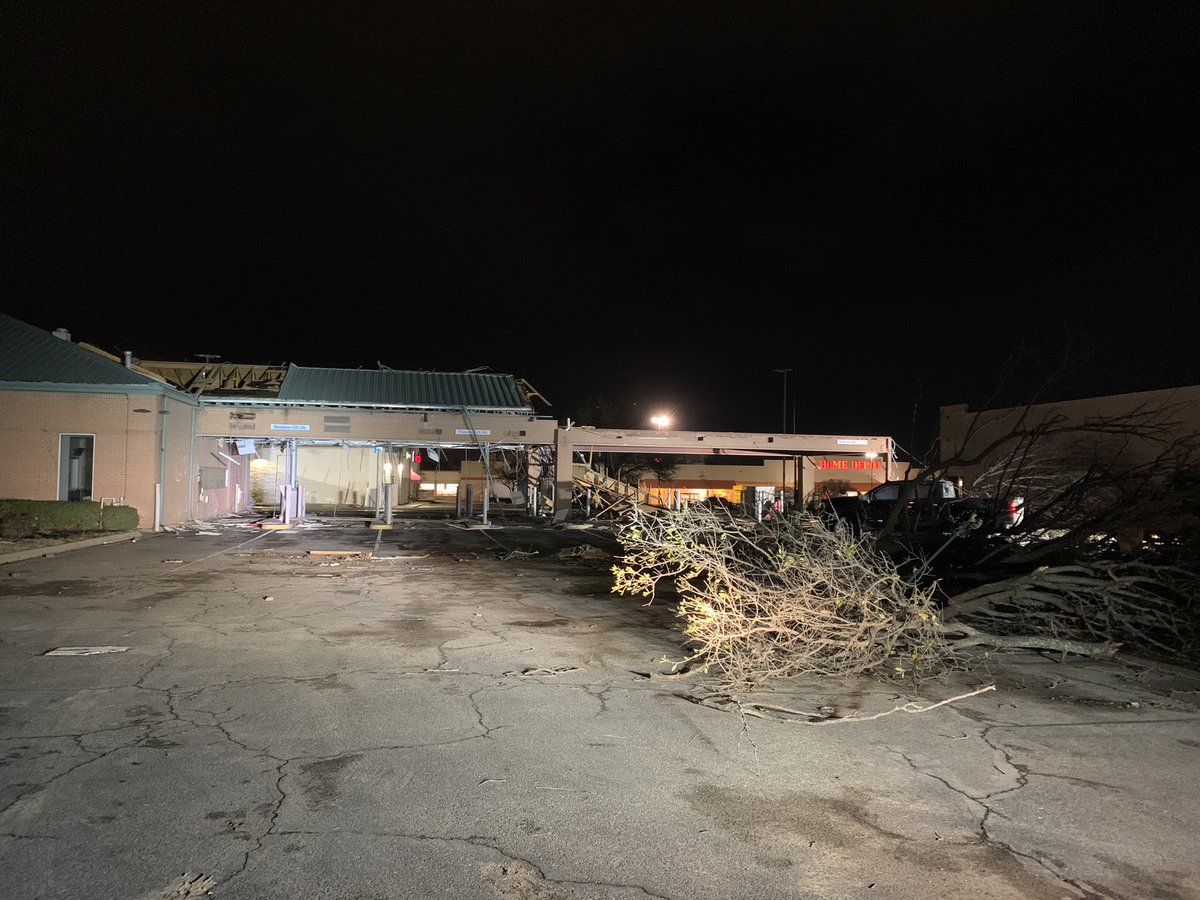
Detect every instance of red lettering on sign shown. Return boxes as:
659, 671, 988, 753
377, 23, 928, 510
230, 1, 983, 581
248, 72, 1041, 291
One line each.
818, 460, 882, 470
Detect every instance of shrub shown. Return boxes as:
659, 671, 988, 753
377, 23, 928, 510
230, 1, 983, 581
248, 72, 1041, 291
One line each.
0, 500, 139, 533
0, 512, 35, 539
100, 504, 140, 530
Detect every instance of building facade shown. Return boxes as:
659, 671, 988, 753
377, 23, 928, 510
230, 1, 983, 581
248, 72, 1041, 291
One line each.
2, 313, 902, 527
0, 314, 249, 528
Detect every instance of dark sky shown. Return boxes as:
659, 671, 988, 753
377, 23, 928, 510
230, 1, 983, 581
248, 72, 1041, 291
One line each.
4, 3, 1197, 450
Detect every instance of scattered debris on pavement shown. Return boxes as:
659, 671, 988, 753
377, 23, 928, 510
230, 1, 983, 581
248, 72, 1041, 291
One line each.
501, 549, 539, 560
503, 666, 583, 677
677, 684, 997, 724
44, 646, 131, 656
481, 862, 564, 900
137, 873, 216, 900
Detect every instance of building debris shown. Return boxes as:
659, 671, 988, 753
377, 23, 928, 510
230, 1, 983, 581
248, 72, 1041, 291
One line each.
501, 549, 538, 560
503, 666, 582, 677
44, 646, 131, 656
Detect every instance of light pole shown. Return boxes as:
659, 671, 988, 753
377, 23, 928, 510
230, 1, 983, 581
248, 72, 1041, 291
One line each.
772, 369, 791, 433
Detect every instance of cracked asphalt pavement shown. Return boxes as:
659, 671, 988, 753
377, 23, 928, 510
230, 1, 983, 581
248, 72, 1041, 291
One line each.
1, 519, 1199, 899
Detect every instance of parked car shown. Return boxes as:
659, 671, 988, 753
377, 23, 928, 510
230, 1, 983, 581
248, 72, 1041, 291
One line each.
819, 478, 1023, 537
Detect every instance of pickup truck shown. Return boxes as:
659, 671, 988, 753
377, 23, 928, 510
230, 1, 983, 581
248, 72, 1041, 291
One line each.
819, 479, 1023, 537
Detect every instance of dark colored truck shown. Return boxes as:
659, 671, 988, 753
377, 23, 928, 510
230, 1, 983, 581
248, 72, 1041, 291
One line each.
820, 478, 1023, 537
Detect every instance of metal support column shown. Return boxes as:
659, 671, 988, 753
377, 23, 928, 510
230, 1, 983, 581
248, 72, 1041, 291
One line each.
552, 427, 574, 524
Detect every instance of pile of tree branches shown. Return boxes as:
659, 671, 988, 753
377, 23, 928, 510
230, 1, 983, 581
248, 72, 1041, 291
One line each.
942, 561, 1200, 659
612, 506, 949, 689
611, 505, 1198, 690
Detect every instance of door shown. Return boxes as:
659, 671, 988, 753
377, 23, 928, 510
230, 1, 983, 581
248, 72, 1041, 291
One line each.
59, 435, 95, 501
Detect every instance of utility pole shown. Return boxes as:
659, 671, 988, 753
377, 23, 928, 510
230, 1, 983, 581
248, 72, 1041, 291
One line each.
773, 368, 792, 513
773, 369, 791, 432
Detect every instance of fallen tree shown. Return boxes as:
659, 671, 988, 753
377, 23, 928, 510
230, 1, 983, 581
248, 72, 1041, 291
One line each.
611, 505, 1198, 690
941, 561, 1199, 658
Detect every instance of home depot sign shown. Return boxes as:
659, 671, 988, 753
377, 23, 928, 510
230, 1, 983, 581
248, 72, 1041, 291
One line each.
818, 459, 882, 470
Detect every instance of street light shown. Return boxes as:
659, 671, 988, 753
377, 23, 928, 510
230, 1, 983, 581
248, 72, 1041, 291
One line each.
650, 414, 671, 431
772, 369, 791, 433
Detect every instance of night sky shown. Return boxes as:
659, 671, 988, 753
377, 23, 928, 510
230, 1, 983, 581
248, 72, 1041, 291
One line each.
4, 4, 1197, 451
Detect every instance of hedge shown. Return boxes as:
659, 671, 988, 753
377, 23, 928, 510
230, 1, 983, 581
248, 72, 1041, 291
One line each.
0, 500, 139, 535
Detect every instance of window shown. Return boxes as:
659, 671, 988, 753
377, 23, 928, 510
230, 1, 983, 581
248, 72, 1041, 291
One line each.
870, 484, 898, 501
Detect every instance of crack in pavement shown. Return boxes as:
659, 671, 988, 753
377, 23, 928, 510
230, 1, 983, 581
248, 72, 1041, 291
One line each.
222, 756, 289, 888
262, 826, 678, 899
895, 727, 1108, 898
467, 686, 510, 740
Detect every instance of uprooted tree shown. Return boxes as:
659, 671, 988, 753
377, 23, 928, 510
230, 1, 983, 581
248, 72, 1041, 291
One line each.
611, 505, 1200, 690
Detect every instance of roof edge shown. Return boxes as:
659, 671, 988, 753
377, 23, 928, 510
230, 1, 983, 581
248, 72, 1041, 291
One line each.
0, 381, 198, 402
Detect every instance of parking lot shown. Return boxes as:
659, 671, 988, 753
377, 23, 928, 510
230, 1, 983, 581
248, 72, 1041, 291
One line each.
2, 519, 1199, 899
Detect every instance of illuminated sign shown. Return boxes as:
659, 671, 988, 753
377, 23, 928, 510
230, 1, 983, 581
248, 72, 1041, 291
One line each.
819, 460, 882, 470
455, 429, 491, 436
270, 424, 310, 431
836, 438, 869, 446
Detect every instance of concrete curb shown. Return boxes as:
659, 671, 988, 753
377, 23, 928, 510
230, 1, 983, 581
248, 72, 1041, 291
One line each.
0, 530, 143, 565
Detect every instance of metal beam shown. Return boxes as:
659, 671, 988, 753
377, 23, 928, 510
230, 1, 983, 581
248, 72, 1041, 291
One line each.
562, 426, 892, 457
196, 405, 558, 447
197, 404, 891, 459
138, 361, 287, 395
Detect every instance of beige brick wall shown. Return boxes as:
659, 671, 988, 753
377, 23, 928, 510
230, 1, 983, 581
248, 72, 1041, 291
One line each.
193, 437, 253, 519
161, 395, 195, 524
940, 385, 1200, 484
0, 391, 158, 525
0, 389, 219, 528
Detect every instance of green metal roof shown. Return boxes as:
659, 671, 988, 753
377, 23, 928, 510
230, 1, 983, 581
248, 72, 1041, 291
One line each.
0, 313, 171, 391
276, 365, 532, 411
